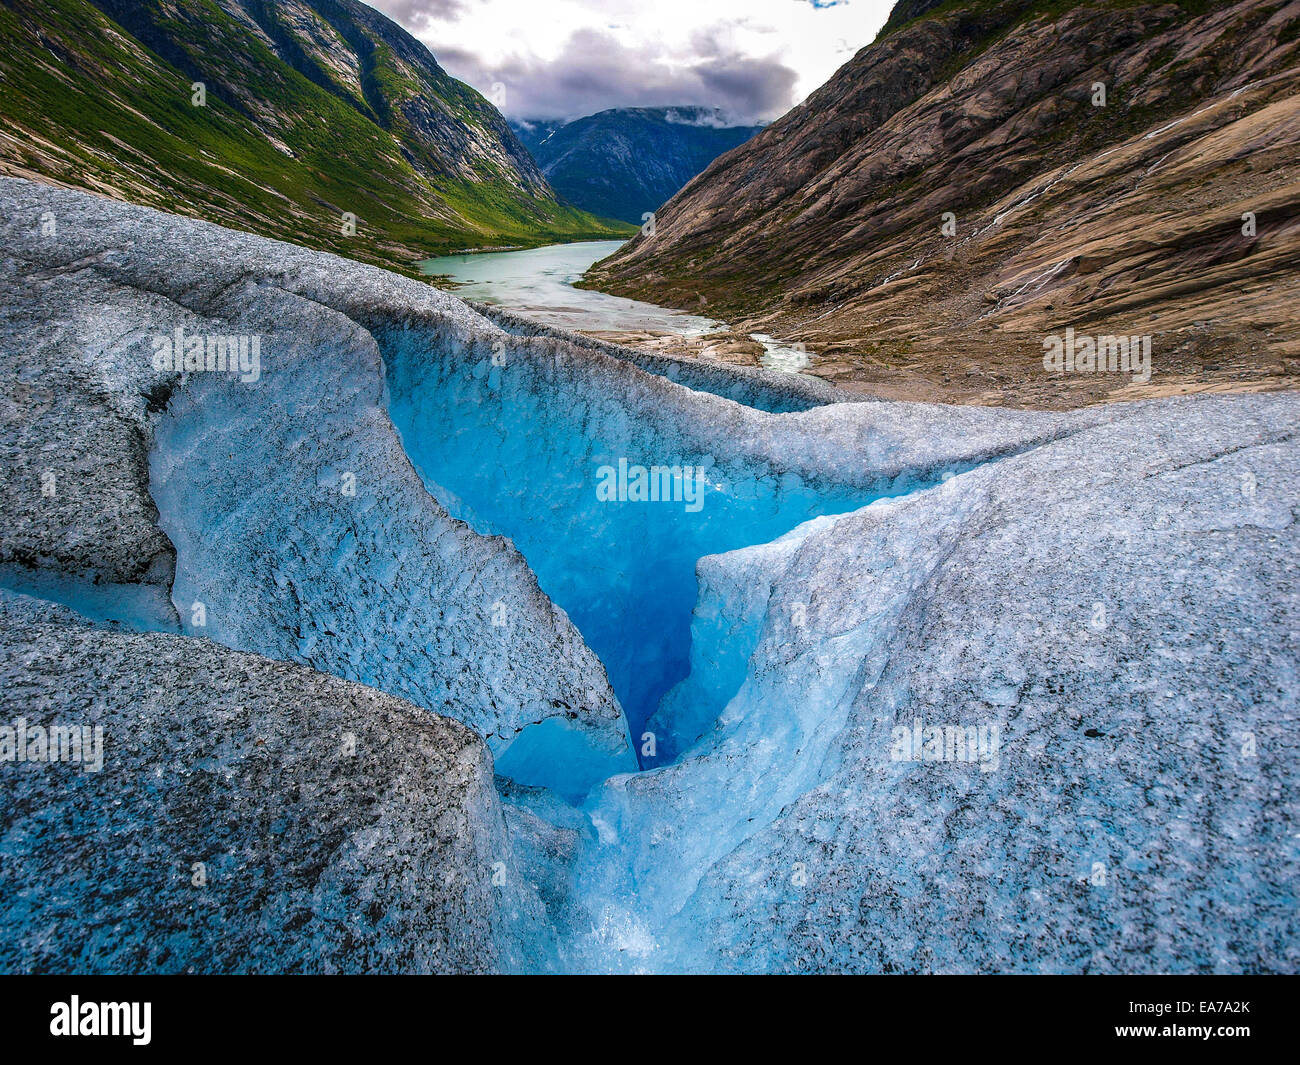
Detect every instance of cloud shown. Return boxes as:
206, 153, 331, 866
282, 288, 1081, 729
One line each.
367, 0, 467, 30
435, 27, 798, 123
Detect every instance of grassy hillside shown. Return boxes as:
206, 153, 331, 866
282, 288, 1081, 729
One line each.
0, 0, 633, 273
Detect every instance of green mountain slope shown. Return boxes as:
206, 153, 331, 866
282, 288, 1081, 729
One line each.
0, 0, 632, 271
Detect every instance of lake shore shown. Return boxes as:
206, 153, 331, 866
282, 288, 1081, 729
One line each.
594, 321, 1300, 410
425, 242, 1300, 409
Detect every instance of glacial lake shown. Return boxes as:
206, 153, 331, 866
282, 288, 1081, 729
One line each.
420, 240, 722, 335
419, 241, 812, 372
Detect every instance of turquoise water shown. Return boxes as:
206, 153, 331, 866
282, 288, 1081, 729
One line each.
420, 240, 723, 336
378, 325, 888, 773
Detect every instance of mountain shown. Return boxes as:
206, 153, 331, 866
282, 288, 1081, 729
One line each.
0, 0, 630, 270
510, 118, 566, 157
511, 107, 764, 225
584, 0, 1300, 405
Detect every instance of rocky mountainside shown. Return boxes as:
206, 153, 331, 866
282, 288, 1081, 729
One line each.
585, 0, 1300, 407
512, 107, 763, 224
0, 0, 626, 268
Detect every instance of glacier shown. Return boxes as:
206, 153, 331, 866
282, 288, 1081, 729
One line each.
1, 177, 1297, 973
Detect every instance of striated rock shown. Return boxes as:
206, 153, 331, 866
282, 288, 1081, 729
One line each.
586, 0, 1300, 407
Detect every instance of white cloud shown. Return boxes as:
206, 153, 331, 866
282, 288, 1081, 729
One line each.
364, 0, 896, 122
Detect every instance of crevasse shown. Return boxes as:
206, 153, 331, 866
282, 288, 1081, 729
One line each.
376, 322, 954, 970
379, 323, 880, 766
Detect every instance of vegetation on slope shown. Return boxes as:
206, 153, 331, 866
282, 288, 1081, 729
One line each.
0, 0, 633, 273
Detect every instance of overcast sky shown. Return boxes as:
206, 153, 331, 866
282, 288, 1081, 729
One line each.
364, 0, 896, 124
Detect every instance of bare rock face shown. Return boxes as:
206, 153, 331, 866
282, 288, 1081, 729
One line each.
0, 589, 546, 973
585, 0, 1300, 406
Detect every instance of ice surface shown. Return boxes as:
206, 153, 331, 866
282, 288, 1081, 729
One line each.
0, 587, 549, 973
379, 320, 893, 752
4, 177, 1297, 973
550, 401, 1300, 973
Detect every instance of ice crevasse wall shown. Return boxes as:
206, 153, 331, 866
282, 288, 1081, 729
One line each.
1, 179, 1298, 973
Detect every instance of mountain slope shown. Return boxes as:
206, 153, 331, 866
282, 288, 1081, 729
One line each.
0, 0, 628, 269
584, 0, 1300, 406
513, 107, 763, 225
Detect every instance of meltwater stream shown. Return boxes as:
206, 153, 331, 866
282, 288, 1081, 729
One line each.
421, 241, 723, 336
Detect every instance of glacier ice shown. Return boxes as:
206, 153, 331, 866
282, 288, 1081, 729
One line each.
0, 586, 550, 973
377, 318, 899, 755
2, 177, 1297, 974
